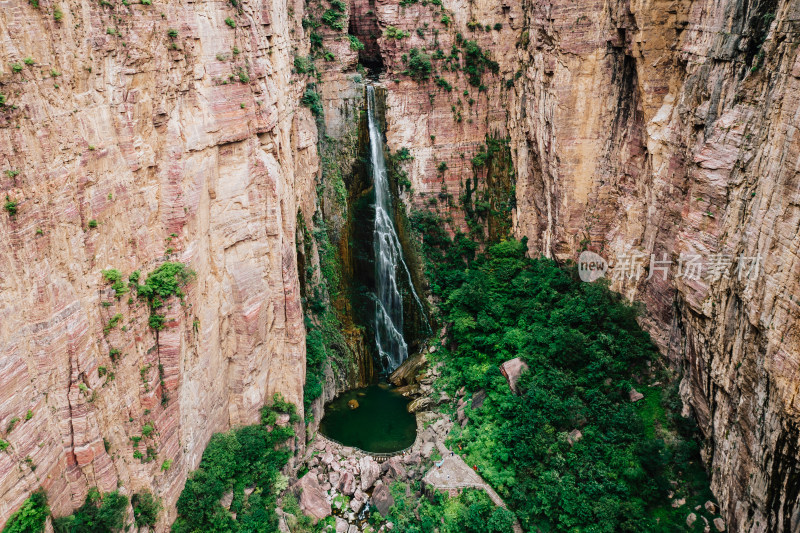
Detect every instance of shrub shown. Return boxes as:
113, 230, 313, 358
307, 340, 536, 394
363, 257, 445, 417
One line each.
4, 196, 18, 217
225, 17, 236, 28
385, 26, 409, 39
462, 40, 499, 87
167, 28, 178, 38
6, 417, 20, 433
407, 48, 431, 80
293, 56, 314, 74
437, 161, 448, 173
52, 488, 128, 533
88, 219, 98, 228
301, 85, 323, 117
441, 14, 450, 26
141, 0, 151, 5
160, 459, 173, 471
0, 440, 9, 452
2, 490, 49, 533
236, 68, 249, 83
0, 94, 6, 106
53, 5, 63, 20
11, 63, 23, 73
132, 491, 162, 527
435, 76, 452, 91
106, 313, 122, 331
23, 57, 34, 66
347, 34, 365, 51
24, 410, 33, 421
321, 9, 343, 30
141, 423, 155, 438
148, 314, 166, 330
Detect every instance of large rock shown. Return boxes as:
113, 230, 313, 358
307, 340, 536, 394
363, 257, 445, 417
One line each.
295, 474, 331, 523
499, 358, 529, 394
359, 456, 380, 490
371, 483, 394, 516
389, 352, 427, 386
381, 457, 407, 481
339, 471, 356, 496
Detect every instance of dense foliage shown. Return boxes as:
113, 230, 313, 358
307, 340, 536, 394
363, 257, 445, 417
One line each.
384, 484, 515, 533
412, 225, 715, 531
132, 491, 162, 528
52, 488, 128, 533
2, 490, 49, 533
171, 395, 299, 532
133, 262, 195, 331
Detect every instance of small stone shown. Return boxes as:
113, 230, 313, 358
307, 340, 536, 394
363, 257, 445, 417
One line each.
713, 517, 726, 531
567, 429, 583, 446
350, 497, 364, 513
629, 388, 645, 402
672, 497, 686, 508
219, 490, 233, 509
687, 513, 697, 528
704, 500, 719, 514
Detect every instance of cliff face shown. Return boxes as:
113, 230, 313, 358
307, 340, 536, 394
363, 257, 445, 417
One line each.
0, 0, 317, 526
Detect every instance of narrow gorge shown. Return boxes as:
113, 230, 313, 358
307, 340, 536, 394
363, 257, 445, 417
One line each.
0, 0, 798, 530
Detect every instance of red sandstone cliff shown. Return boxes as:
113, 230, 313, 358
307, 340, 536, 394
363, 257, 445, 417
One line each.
0, 0, 317, 526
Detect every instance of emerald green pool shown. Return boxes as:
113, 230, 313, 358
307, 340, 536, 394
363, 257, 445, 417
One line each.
319, 383, 417, 453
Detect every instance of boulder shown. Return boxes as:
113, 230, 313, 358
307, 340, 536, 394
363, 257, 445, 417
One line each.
389, 352, 427, 386
408, 396, 432, 413
686, 513, 697, 528
360, 457, 380, 490
713, 518, 726, 531
339, 471, 356, 496
372, 483, 394, 516
335, 517, 349, 533
672, 497, 686, 508
629, 388, 645, 402
403, 451, 421, 466
567, 429, 583, 446
382, 457, 407, 480
350, 497, 364, 513
704, 501, 718, 514
296, 474, 331, 523
499, 358, 529, 394
219, 490, 234, 509
471, 389, 487, 409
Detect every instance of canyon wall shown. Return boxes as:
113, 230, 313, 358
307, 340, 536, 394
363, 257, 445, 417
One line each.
0, 0, 319, 526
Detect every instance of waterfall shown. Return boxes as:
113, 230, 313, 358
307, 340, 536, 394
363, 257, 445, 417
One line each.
367, 85, 427, 372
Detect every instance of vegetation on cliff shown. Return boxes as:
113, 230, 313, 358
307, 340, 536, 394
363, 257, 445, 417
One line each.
410, 216, 716, 531
1, 490, 48, 533
172, 395, 299, 532
52, 488, 128, 533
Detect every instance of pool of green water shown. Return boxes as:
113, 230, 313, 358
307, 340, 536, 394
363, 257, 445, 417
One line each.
319, 383, 417, 453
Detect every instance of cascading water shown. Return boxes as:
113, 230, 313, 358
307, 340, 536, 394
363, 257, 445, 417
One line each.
367, 85, 427, 372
